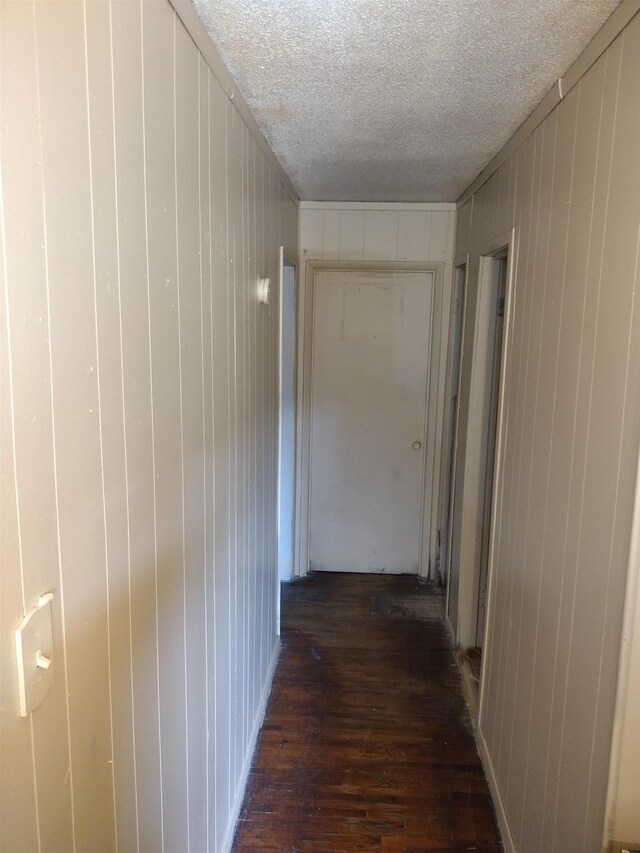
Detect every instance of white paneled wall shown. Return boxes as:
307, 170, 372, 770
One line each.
299, 203, 455, 265
455, 12, 640, 853
0, 2, 297, 851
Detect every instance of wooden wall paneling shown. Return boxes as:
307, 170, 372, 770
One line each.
256, 153, 268, 707
493, 160, 511, 241
85, 1, 138, 845
515, 86, 579, 851
338, 210, 365, 260
322, 210, 341, 260
237, 118, 247, 768
112, 2, 163, 847
246, 123, 254, 760
587, 19, 640, 848
265, 169, 276, 672
455, 200, 473, 259
503, 109, 559, 842
427, 211, 451, 263
0, 140, 40, 853
35, 2, 116, 848
0, 3, 74, 847
246, 132, 257, 765
252, 146, 263, 715
299, 208, 324, 262
254, 155, 264, 689
210, 74, 232, 850
507, 155, 519, 237
258, 148, 268, 691
540, 40, 621, 852
363, 210, 398, 259
396, 211, 432, 261
264, 166, 274, 676
1, 1, 297, 848
226, 97, 241, 805
244, 130, 252, 750
499, 122, 551, 798
142, 4, 189, 847
239, 111, 250, 783
197, 57, 214, 851
300, 208, 455, 268
175, 19, 208, 853
495, 126, 546, 789
284, 191, 299, 262
464, 17, 640, 852
554, 28, 637, 852
445, 211, 456, 268
522, 59, 608, 853
236, 104, 248, 799
253, 139, 264, 736
468, 173, 492, 251
500, 133, 541, 763
198, 54, 216, 853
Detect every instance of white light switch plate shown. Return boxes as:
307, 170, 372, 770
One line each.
15, 592, 54, 717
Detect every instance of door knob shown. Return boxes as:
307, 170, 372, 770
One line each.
412, 440, 422, 450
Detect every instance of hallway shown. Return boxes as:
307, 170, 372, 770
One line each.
232, 574, 502, 851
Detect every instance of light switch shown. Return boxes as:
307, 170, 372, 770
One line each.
15, 592, 54, 717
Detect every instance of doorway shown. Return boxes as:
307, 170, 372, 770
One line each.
306, 268, 435, 574
446, 232, 513, 683
475, 251, 507, 647
277, 251, 297, 620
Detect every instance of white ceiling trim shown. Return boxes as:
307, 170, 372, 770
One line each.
300, 202, 456, 211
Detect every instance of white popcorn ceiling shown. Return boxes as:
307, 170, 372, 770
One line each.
193, 0, 621, 201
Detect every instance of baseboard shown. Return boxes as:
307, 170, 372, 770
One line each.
476, 724, 517, 853
452, 646, 515, 853
219, 638, 282, 853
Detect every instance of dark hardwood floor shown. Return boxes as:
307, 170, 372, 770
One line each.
232, 573, 502, 852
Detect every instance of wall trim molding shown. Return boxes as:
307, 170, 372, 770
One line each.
476, 726, 517, 853
455, 653, 515, 853
299, 201, 457, 211
220, 639, 282, 853
458, 0, 640, 208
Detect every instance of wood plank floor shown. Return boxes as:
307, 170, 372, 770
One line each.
232, 573, 502, 852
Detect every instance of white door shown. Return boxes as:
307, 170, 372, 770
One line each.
309, 270, 433, 573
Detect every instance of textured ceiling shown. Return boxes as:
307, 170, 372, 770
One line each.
193, 0, 621, 201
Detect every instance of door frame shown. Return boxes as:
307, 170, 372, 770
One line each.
442, 256, 469, 637
293, 260, 446, 579
276, 247, 298, 633
453, 228, 516, 654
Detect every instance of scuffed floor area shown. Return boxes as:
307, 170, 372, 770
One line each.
232, 572, 502, 852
